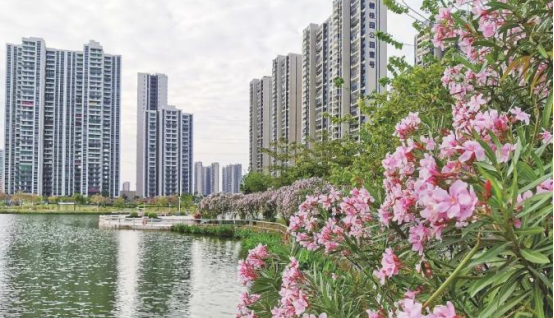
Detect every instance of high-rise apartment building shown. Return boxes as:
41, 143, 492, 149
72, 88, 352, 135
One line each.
122, 181, 130, 192
136, 73, 193, 197
222, 164, 242, 193
4, 38, 121, 196
249, 77, 273, 172
194, 161, 204, 195
194, 161, 220, 196
0, 149, 4, 193
414, 27, 445, 66
301, 0, 387, 143
272, 54, 303, 162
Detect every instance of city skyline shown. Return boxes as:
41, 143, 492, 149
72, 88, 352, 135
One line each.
0, 0, 423, 190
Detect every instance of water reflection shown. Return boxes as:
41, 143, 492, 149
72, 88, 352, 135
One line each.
0, 214, 243, 317
114, 230, 139, 317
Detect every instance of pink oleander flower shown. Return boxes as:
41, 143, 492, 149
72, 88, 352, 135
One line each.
458, 140, 486, 162
237, 292, 260, 318
366, 310, 386, 318
497, 143, 516, 163
272, 258, 310, 318
397, 298, 424, 318
420, 136, 436, 151
238, 244, 270, 286
479, 20, 497, 38
302, 314, 327, 318
539, 129, 553, 145
430, 301, 459, 318
510, 107, 530, 125
373, 248, 401, 285
467, 94, 487, 111
409, 222, 431, 255
395, 112, 421, 140
537, 179, 553, 194
439, 132, 458, 159
421, 180, 478, 223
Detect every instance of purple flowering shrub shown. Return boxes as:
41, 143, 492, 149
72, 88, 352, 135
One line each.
199, 178, 331, 220
237, 0, 552, 317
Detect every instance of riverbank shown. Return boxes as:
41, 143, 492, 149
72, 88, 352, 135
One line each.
171, 223, 286, 255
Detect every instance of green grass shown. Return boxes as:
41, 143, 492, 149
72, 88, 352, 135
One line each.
171, 223, 286, 255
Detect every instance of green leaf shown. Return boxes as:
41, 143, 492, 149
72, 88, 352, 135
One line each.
515, 227, 545, 236
534, 284, 546, 318
536, 44, 549, 59
520, 249, 550, 264
542, 91, 553, 129
469, 268, 513, 297
468, 242, 512, 268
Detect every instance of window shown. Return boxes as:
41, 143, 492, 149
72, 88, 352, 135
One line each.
369, 22, 375, 29
370, 61, 375, 68
369, 52, 375, 58
369, 2, 375, 9
369, 12, 375, 19
369, 41, 376, 49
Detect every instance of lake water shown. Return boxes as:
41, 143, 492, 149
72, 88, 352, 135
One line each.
0, 214, 243, 317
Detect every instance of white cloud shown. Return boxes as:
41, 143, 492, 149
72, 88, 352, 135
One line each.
0, 0, 424, 190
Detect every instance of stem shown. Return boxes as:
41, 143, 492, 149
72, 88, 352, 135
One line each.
423, 235, 481, 309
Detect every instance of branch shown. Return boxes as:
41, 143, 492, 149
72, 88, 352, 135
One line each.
423, 235, 481, 308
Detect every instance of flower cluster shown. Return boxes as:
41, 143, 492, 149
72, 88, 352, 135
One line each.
373, 248, 402, 285
237, 292, 261, 318
289, 188, 374, 254
200, 178, 331, 220
271, 258, 310, 318
238, 244, 269, 287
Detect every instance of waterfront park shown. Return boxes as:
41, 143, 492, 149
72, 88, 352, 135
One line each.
0, 0, 552, 317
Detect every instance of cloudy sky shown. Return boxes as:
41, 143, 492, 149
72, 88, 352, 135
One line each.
0, 0, 423, 190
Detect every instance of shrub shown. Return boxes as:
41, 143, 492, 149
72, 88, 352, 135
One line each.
129, 211, 139, 218
148, 212, 158, 219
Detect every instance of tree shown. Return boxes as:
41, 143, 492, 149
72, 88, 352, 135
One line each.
73, 194, 87, 205
156, 196, 169, 208
240, 172, 273, 194
90, 194, 107, 209
180, 193, 195, 211
113, 197, 126, 209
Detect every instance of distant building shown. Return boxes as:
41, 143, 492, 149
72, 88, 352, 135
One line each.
249, 77, 273, 173
136, 73, 193, 197
0, 149, 4, 193
122, 182, 131, 192
222, 164, 242, 193
194, 162, 220, 196
120, 190, 136, 199
4, 38, 121, 197
414, 28, 445, 66
194, 162, 204, 195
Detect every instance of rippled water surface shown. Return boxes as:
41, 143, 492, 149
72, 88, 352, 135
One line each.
0, 214, 243, 317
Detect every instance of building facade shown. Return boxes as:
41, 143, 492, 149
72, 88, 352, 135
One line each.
136, 73, 193, 197
122, 181, 130, 192
271, 54, 303, 160
194, 161, 219, 196
301, 0, 387, 143
222, 164, 242, 193
4, 38, 121, 196
414, 27, 445, 66
0, 149, 4, 193
249, 77, 273, 172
